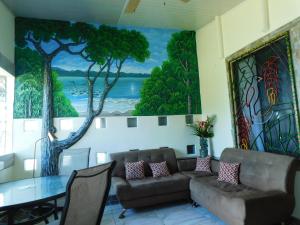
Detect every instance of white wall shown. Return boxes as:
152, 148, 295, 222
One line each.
10, 115, 201, 180
196, 0, 300, 218
0, 0, 14, 63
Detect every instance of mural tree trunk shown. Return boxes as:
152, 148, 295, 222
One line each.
16, 18, 149, 176
186, 79, 192, 114
41, 60, 55, 175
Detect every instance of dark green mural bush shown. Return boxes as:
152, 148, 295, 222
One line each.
133, 31, 201, 115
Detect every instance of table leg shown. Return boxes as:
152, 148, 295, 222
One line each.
7, 209, 14, 225
54, 199, 58, 220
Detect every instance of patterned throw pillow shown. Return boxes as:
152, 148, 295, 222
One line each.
149, 161, 170, 178
195, 156, 212, 173
217, 161, 240, 185
125, 160, 145, 180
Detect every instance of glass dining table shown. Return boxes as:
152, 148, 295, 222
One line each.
0, 176, 69, 225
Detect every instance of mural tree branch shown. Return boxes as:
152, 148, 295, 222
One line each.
16, 18, 149, 176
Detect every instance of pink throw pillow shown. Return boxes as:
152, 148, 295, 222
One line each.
217, 161, 240, 185
149, 161, 170, 178
125, 160, 145, 180
195, 156, 212, 173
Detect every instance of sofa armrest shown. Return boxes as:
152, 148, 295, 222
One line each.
112, 176, 128, 187
177, 157, 197, 172
111, 176, 130, 197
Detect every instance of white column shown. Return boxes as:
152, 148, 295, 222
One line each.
215, 16, 224, 58
262, 0, 270, 32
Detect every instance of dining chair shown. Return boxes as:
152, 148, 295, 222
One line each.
49, 161, 116, 225
58, 148, 91, 176
53, 148, 91, 215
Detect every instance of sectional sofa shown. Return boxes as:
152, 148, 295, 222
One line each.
110, 147, 298, 225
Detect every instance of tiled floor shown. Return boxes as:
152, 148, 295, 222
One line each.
37, 201, 226, 225
102, 201, 227, 225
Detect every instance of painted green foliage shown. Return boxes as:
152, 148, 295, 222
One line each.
14, 17, 201, 119
133, 31, 201, 115
14, 47, 78, 118
15, 17, 151, 176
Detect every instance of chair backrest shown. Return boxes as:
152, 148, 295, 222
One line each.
221, 148, 297, 193
110, 147, 178, 178
60, 161, 116, 225
59, 148, 91, 176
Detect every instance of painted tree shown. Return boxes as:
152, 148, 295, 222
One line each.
133, 31, 201, 115
16, 18, 149, 176
167, 31, 200, 114
133, 62, 188, 115
14, 47, 78, 118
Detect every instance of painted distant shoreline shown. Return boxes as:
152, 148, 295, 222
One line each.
53, 67, 151, 78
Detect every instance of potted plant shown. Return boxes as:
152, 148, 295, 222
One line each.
190, 116, 215, 157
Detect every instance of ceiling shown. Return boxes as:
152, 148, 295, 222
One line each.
3, 0, 245, 30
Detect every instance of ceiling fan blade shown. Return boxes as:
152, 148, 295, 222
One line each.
125, 0, 141, 14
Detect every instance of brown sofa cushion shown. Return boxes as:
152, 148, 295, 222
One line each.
115, 172, 190, 201
110, 148, 178, 178
181, 171, 213, 179
190, 176, 294, 225
177, 157, 197, 171
221, 148, 297, 193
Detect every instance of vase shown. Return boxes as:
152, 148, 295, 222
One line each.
199, 137, 208, 158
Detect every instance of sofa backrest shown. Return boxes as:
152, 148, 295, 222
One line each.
110, 148, 178, 178
220, 148, 297, 193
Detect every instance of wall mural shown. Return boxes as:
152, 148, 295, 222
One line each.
14, 18, 201, 119
229, 33, 300, 157
14, 17, 201, 176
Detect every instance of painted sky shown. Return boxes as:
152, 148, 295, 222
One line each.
35, 25, 179, 74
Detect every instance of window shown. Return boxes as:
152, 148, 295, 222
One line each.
158, 116, 167, 126
0, 68, 14, 155
127, 117, 137, 128
60, 119, 74, 131
0, 76, 7, 154
185, 115, 194, 125
23, 120, 39, 132
24, 159, 37, 171
186, 145, 195, 154
228, 34, 300, 156
62, 155, 72, 167
96, 152, 107, 164
95, 118, 106, 129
